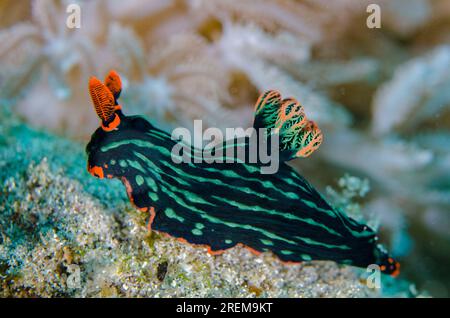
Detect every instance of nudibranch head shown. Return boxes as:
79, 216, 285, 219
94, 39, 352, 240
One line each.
89, 72, 122, 132
87, 71, 124, 179
86, 70, 157, 181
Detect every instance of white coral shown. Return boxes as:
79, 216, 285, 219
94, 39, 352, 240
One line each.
372, 45, 450, 135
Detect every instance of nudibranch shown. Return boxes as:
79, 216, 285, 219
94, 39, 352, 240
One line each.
86, 70, 400, 277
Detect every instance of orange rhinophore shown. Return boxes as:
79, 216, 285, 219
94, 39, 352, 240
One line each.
104, 69, 122, 100
89, 76, 121, 131
89, 77, 116, 123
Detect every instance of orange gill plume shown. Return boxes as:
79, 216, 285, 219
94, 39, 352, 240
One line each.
276, 98, 307, 131
296, 120, 323, 158
88, 76, 120, 132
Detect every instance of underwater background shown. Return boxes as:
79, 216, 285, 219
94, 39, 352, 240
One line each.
0, 0, 449, 297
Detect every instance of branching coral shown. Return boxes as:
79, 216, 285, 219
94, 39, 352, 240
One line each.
0, 0, 110, 137
215, 23, 352, 129
107, 24, 249, 134
372, 45, 450, 135
326, 174, 371, 223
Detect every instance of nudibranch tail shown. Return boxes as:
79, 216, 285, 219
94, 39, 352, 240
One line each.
374, 245, 401, 277
253, 90, 323, 161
